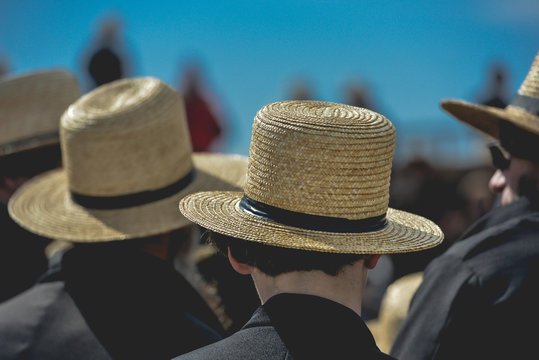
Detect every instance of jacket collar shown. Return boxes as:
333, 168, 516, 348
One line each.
458, 196, 539, 241
243, 293, 392, 359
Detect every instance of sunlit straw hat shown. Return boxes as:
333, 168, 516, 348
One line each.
180, 101, 443, 254
8, 77, 248, 242
441, 51, 539, 138
367, 272, 423, 353
0, 69, 81, 157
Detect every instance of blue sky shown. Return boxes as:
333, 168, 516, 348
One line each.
1, 0, 537, 164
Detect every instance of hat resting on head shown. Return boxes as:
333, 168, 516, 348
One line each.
9, 77, 248, 242
180, 101, 443, 254
441, 51, 539, 139
0, 69, 81, 157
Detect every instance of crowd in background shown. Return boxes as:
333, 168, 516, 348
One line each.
0, 14, 509, 324
2, 11, 537, 360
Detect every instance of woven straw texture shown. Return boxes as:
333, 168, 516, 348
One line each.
180, 101, 443, 254
367, 272, 423, 353
441, 51, 539, 138
8, 77, 248, 242
0, 69, 81, 156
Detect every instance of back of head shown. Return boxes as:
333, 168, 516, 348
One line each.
209, 231, 364, 276
8, 77, 248, 243
180, 101, 443, 259
441, 52, 539, 206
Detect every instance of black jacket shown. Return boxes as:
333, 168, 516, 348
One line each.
391, 197, 539, 360
0, 203, 49, 303
174, 293, 395, 360
0, 245, 224, 360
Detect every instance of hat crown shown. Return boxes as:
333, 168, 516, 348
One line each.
244, 101, 395, 220
0, 69, 81, 154
517, 52, 539, 99
61, 77, 193, 196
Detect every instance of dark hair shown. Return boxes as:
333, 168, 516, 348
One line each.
519, 172, 539, 208
207, 231, 364, 276
70, 227, 191, 263
499, 120, 539, 164
0, 144, 61, 184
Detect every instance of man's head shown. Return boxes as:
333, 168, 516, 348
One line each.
0, 70, 81, 203
8, 77, 248, 247
487, 122, 539, 206
441, 51, 539, 206
180, 101, 443, 282
488, 156, 539, 206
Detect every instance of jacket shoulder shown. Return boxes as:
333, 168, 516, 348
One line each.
174, 324, 288, 360
0, 282, 111, 359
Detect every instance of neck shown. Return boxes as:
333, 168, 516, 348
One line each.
251, 260, 368, 316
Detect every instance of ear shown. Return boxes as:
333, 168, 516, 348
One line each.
365, 254, 381, 270
227, 247, 253, 275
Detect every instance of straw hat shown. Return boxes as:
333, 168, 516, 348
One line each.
441, 51, 539, 139
8, 77, 248, 242
180, 101, 443, 254
0, 69, 81, 157
366, 272, 423, 353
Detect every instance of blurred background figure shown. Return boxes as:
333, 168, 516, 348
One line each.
475, 61, 511, 109
81, 13, 133, 90
288, 76, 315, 101
367, 272, 423, 354
388, 153, 495, 281
179, 61, 224, 152
450, 166, 496, 233
0, 69, 82, 303
388, 157, 454, 280
343, 80, 378, 111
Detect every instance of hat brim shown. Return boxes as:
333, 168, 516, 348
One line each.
8, 153, 248, 242
441, 99, 539, 139
179, 191, 443, 254
0, 136, 59, 158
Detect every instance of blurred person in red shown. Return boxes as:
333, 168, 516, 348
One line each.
179, 62, 223, 152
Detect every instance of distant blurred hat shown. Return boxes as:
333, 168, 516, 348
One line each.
441, 51, 539, 139
0, 69, 81, 157
180, 101, 443, 254
367, 272, 423, 353
9, 77, 248, 242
